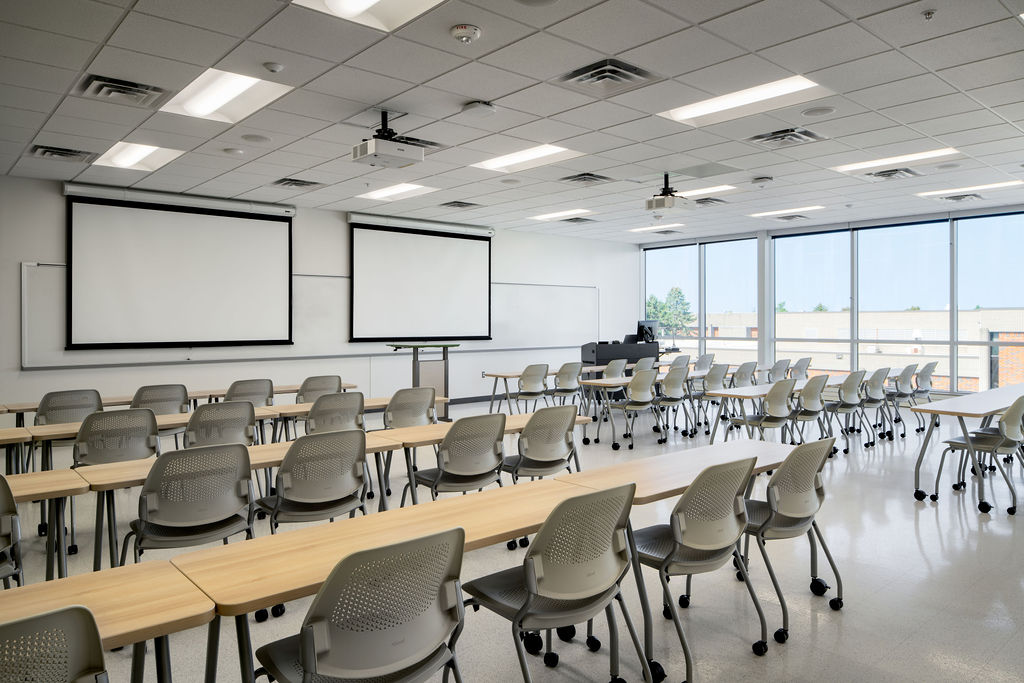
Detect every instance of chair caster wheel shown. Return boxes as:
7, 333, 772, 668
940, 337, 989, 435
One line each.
673, 426, 679, 431
843, 448, 849, 454
856, 428, 862, 434
594, 438, 600, 444
951, 483, 962, 491
810, 578, 829, 596
1008, 506, 1016, 515
704, 430, 710, 435
753, 640, 768, 656
582, 437, 591, 445
519, 537, 529, 548
612, 443, 620, 451
68, 544, 78, 555
929, 494, 938, 501
647, 659, 666, 683
611, 677, 625, 683
622, 432, 630, 439
37, 523, 47, 537
978, 501, 992, 513
523, 632, 543, 655
885, 431, 893, 439
256, 510, 267, 520
652, 425, 661, 433
736, 570, 744, 582
367, 491, 375, 499
586, 636, 601, 652
774, 628, 788, 644
628, 444, 634, 450
556, 625, 575, 642
678, 594, 689, 608
254, 609, 268, 623
591, 416, 598, 422
913, 489, 926, 501
506, 540, 517, 551
831, 447, 838, 455
988, 465, 996, 472
543, 652, 558, 668
271, 604, 285, 617
829, 597, 843, 610
662, 604, 672, 619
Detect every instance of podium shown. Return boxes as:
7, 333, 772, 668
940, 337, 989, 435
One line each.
387, 343, 459, 420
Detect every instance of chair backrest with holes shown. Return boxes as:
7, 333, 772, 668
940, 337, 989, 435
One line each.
308, 392, 364, 434
766, 438, 834, 519
998, 394, 1024, 443
671, 457, 755, 551
299, 528, 464, 679
732, 361, 757, 387
769, 359, 791, 383
184, 401, 255, 448
520, 405, 576, 463
896, 364, 917, 394
296, 376, 343, 404
524, 484, 635, 601
798, 374, 829, 413
703, 364, 729, 393
838, 370, 865, 405
764, 379, 796, 418
660, 366, 689, 400
627, 369, 657, 403
34, 389, 102, 426
0, 475, 21, 567
916, 361, 937, 392
518, 364, 549, 394
670, 354, 690, 369
603, 358, 627, 379
694, 354, 714, 373
437, 414, 505, 477
140, 443, 250, 527
554, 362, 582, 391
131, 384, 188, 416
279, 430, 365, 504
633, 357, 655, 372
224, 379, 273, 407
791, 357, 811, 380
0, 606, 108, 682
384, 387, 436, 429
864, 368, 889, 401
74, 409, 159, 466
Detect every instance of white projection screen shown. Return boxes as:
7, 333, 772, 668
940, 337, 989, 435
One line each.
350, 224, 490, 341
67, 197, 291, 348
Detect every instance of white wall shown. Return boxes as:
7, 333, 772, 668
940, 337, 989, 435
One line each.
0, 176, 640, 419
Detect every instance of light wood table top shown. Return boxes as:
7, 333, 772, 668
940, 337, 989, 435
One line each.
0, 561, 215, 649
4, 469, 90, 503
26, 407, 278, 441
911, 383, 1024, 418
273, 396, 449, 418
187, 383, 357, 401
172, 478, 586, 616
0, 427, 31, 445
707, 376, 842, 400
557, 440, 792, 505
3, 395, 135, 414
380, 412, 589, 448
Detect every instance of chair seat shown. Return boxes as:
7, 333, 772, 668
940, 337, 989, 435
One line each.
411, 468, 500, 493
255, 494, 363, 524
256, 634, 452, 683
463, 566, 614, 631
0, 554, 18, 582
743, 500, 813, 540
610, 401, 653, 411
942, 434, 1018, 453
824, 402, 858, 413
632, 524, 734, 575
861, 399, 885, 409
130, 514, 249, 549
790, 409, 821, 421
500, 455, 568, 478
730, 413, 787, 428
654, 396, 687, 407
545, 388, 577, 396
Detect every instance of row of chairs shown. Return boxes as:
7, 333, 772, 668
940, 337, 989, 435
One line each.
1, 438, 843, 683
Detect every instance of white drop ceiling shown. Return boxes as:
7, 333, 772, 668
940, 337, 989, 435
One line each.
2, 0, 1024, 243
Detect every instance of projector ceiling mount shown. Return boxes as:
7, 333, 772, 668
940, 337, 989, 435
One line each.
645, 173, 691, 212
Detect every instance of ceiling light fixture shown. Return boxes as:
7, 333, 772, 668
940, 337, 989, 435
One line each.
292, 0, 445, 31
661, 76, 819, 126
678, 184, 736, 198
749, 205, 825, 217
357, 183, 437, 201
916, 180, 1024, 197
183, 72, 259, 117
110, 143, 157, 168
161, 69, 292, 123
530, 209, 591, 221
325, 0, 380, 18
630, 223, 684, 233
473, 144, 580, 173
832, 148, 958, 173
93, 141, 184, 171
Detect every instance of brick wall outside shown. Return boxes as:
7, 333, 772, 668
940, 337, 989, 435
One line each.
996, 332, 1024, 386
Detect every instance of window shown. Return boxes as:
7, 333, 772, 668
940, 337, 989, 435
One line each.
644, 245, 698, 354
705, 239, 757, 339
775, 231, 850, 339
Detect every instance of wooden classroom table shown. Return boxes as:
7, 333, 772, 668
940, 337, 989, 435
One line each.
27, 406, 278, 443
270, 395, 450, 442
5, 468, 89, 580
0, 561, 215, 683
171, 477, 588, 683
485, 362, 670, 414
911, 383, 1024, 515
1, 426, 31, 475
578, 375, 674, 450
705, 376, 842, 444
3, 395, 135, 427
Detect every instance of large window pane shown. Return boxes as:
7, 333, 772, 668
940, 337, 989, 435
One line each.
775, 341, 851, 377
774, 231, 850, 339
858, 221, 949, 341
857, 343, 951, 391
644, 245, 698, 349
956, 213, 1024, 345
704, 339, 757, 366
706, 239, 757, 338
956, 343, 1024, 391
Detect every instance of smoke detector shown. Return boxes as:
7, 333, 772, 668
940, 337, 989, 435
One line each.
450, 24, 481, 44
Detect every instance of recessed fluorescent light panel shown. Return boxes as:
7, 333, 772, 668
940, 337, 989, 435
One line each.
678, 185, 736, 198
659, 76, 830, 127
832, 148, 959, 173
630, 223, 684, 233
93, 142, 184, 171
749, 205, 825, 218
292, 0, 446, 31
356, 183, 438, 201
530, 209, 591, 221
472, 145, 583, 173
161, 69, 292, 123
916, 180, 1024, 197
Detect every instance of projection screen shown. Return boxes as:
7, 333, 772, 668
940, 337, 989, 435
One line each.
350, 223, 491, 342
67, 197, 291, 348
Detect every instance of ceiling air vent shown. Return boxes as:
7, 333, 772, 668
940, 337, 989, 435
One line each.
864, 167, 921, 181
557, 59, 657, 98
561, 217, 595, 224
654, 229, 681, 235
559, 172, 613, 185
78, 74, 167, 108
941, 193, 983, 203
272, 178, 321, 188
695, 197, 728, 207
771, 214, 809, 222
29, 145, 97, 163
747, 127, 826, 149
440, 201, 480, 208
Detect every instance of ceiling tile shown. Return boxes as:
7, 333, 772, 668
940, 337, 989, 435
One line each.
609, 80, 709, 114
86, 46, 204, 91
938, 51, 1024, 90
11, 156, 87, 180
212, 126, 300, 151
0, 104, 45, 131
807, 50, 926, 94
463, 0, 607, 29
215, 42, 333, 88
881, 93, 982, 124
0, 84, 61, 114
968, 79, 1024, 108
42, 114, 135, 141
269, 89, 366, 122
425, 62, 535, 101
279, 138, 353, 160
132, 0, 284, 37
53, 96, 151, 127
395, 1, 534, 59
759, 22, 889, 73
406, 120, 486, 146
547, 0, 688, 54
0, 57, 77, 93
493, 83, 594, 117
993, 101, 1024, 121
309, 123, 375, 145
641, 0, 760, 23
552, 101, 645, 129
0, 0, 124, 41
346, 37, 467, 84
108, 12, 238, 67
702, 0, 845, 50
122, 128, 208, 151
860, 0, 1012, 47
617, 27, 743, 79
250, 5, 384, 63
847, 74, 956, 109
444, 106, 537, 133
306, 65, 413, 105
74, 166, 149, 185
677, 55, 794, 96
937, 123, 1022, 147
241, 109, 333, 136
0, 23, 97, 71
379, 85, 466, 119
503, 118, 589, 143
31, 130, 114, 154
559, 131, 635, 154
901, 18, 1024, 71
140, 112, 231, 138
479, 31, 603, 81
836, 126, 924, 149
602, 115, 689, 141
801, 111, 894, 137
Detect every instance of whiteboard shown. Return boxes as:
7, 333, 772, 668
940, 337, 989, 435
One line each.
467, 282, 598, 349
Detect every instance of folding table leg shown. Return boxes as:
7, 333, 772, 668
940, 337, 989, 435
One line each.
154, 636, 172, 683
913, 414, 938, 499
131, 642, 147, 683
375, 451, 388, 512
205, 616, 221, 683
405, 448, 419, 504
235, 615, 256, 683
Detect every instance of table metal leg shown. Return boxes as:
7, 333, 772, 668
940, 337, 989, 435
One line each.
93, 492, 105, 571
708, 399, 726, 444
625, 522, 656, 662
913, 414, 939, 497
488, 377, 499, 413
375, 452, 388, 512
105, 491, 118, 569
205, 615, 220, 683
405, 447, 419, 505
503, 379, 516, 414
958, 416, 988, 513
131, 642, 147, 683
56, 497, 68, 578
234, 615, 256, 683
739, 400, 753, 439
154, 635, 172, 683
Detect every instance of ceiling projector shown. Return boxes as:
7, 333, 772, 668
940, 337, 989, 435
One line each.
645, 173, 692, 211
351, 111, 424, 168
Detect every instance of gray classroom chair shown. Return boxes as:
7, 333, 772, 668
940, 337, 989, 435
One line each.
913, 361, 938, 408
546, 362, 583, 405
885, 363, 918, 438
767, 359, 791, 383
295, 375, 343, 404
255, 430, 368, 533
0, 605, 108, 681
633, 357, 656, 372
611, 369, 659, 450
33, 389, 103, 470
73, 408, 160, 570
384, 387, 437, 429
860, 367, 892, 447
401, 413, 506, 507
732, 361, 757, 388
824, 370, 866, 455
738, 438, 844, 645
306, 391, 364, 434
669, 354, 690, 369
120, 443, 254, 565
654, 364, 693, 441
601, 358, 629, 404
131, 384, 189, 448
254, 528, 466, 683
183, 401, 256, 448
728, 378, 797, 443
463, 484, 651, 683
693, 363, 729, 434
693, 354, 714, 373
502, 405, 579, 484
632, 458, 769, 682
225, 379, 274, 407
512, 363, 549, 413
0, 474, 24, 589
789, 374, 830, 444
790, 357, 811, 380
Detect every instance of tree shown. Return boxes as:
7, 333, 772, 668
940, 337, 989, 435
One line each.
906, 305, 921, 311
662, 287, 695, 343
776, 301, 788, 313
813, 302, 828, 312
646, 294, 667, 330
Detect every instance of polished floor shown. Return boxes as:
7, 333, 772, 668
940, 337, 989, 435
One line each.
10, 402, 1024, 682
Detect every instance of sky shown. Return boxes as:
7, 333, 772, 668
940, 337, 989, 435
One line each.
645, 213, 1024, 315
